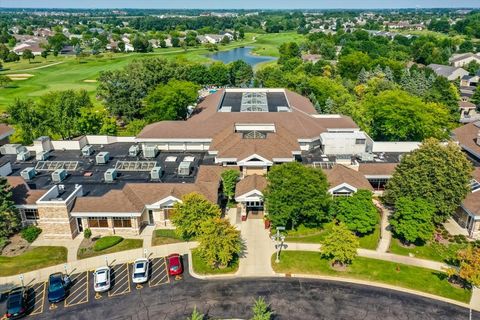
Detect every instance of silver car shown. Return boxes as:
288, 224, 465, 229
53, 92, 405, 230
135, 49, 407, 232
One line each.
132, 258, 149, 284
93, 266, 111, 292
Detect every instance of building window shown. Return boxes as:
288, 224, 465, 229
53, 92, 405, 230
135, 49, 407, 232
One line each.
368, 178, 390, 191
113, 217, 132, 228
355, 139, 366, 145
21, 208, 39, 220
88, 217, 108, 228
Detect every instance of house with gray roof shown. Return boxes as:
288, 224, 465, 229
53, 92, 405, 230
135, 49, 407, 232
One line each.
427, 64, 469, 81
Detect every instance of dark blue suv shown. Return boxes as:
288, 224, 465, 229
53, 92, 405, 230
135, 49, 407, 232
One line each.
47, 273, 71, 303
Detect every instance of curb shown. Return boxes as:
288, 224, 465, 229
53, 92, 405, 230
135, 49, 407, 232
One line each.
279, 272, 475, 311
187, 251, 241, 280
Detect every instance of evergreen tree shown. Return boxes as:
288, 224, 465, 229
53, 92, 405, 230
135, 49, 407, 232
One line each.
324, 97, 336, 114
251, 297, 273, 320
357, 67, 369, 84
384, 66, 395, 82
0, 178, 20, 239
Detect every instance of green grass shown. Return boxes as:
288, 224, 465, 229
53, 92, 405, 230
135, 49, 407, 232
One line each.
77, 238, 143, 260
0, 246, 67, 276
0, 32, 306, 111
191, 249, 239, 275
285, 222, 381, 250
272, 251, 471, 303
93, 236, 124, 251
152, 229, 183, 246
389, 238, 467, 263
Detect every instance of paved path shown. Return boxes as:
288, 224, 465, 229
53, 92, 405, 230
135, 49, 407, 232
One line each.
284, 242, 448, 272
236, 219, 275, 276
375, 200, 392, 253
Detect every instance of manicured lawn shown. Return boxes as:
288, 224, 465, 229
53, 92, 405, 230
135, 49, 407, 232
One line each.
0, 246, 67, 276
77, 237, 143, 260
251, 32, 306, 57
272, 251, 471, 303
286, 222, 381, 250
191, 249, 239, 275
0, 34, 258, 110
389, 238, 467, 263
152, 229, 183, 246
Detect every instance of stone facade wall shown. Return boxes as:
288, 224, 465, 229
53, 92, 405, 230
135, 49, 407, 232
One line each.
36, 204, 78, 239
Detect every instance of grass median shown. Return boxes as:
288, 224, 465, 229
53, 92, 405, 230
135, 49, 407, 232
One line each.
0, 246, 67, 276
77, 236, 143, 260
272, 251, 471, 303
191, 249, 239, 275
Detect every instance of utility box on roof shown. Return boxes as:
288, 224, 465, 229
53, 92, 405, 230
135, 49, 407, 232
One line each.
17, 150, 31, 161
150, 166, 163, 180
82, 145, 94, 156
104, 168, 118, 182
20, 167, 36, 181
0, 144, 23, 155
177, 161, 191, 176
52, 169, 67, 183
96, 152, 110, 164
143, 146, 158, 158
129, 145, 140, 157
36, 150, 50, 161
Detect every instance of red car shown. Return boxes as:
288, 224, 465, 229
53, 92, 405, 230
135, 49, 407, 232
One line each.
167, 253, 183, 276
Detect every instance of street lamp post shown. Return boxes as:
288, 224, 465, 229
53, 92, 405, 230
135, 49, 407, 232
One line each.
271, 226, 286, 263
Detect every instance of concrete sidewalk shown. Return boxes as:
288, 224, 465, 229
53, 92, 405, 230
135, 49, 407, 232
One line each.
374, 200, 392, 253
0, 242, 197, 290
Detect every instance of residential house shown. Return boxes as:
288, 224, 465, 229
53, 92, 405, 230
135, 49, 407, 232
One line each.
427, 64, 469, 81
449, 53, 480, 68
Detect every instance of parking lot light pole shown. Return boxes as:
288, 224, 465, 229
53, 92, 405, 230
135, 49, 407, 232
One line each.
144, 249, 148, 259
271, 226, 286, 263
105, 256, 108, 267
19, 274, 24, 287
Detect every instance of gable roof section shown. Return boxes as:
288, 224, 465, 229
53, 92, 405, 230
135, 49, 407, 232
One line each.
452, 121, 480, 158
358, 163, 398, 177
235, 174, 268, 198
323, 164, 373, 191
7, 176, 46, 205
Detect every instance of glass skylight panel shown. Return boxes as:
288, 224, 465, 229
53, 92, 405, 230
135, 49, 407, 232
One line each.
240, 92, 268, 112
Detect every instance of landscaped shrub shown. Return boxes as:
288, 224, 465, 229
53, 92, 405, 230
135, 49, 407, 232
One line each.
83, 228, 92, 239
21, 226, 42, 243
93, 236, 123, 251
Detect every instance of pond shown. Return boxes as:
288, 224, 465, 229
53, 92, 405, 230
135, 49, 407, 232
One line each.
207, 47, 277, 67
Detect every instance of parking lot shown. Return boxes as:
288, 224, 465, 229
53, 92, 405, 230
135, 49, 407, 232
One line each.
0, 255, 187, 319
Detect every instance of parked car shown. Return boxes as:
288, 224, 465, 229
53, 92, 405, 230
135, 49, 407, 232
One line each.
93, 267, 111, 292
167, 253, 183, 276
132, 258, 149, 284
5, 287, 27, 319
47, 273, 71, 303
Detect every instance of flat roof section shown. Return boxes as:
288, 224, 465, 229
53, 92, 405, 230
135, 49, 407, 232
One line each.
219, 91, 290, 113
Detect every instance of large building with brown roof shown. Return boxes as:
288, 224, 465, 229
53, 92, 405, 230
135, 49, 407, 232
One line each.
3, 88, 420, 238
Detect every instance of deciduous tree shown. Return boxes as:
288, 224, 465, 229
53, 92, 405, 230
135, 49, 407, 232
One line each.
447, 246, 480, 287
171, 193, 221, 240
384, 138, 472, 223
321, 222, 359, 267
264, 162, 330, 229
390, 197, 435, 244
221, 169, 240, 201
22, 49, 35, 62
332, 190, 379, 234
197, 218, 241, 268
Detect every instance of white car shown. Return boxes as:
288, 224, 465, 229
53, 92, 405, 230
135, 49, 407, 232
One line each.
93, 267, 111, 292
132, 258, 149, 284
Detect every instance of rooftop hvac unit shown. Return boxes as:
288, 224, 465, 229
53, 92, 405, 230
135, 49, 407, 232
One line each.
17, 150, 31, 161
20, 167, 36, 181
150, 166, 163, 180
129, 145, 140, 157
359, 152, 374, 162
52, 169, 67, 183
36, 150, 50, 161
177, 161, 192, 176
81, 145, 94, 156
143, 146, 158, 158
104, 168, 118, 182
0, 144, 24, 155
96, 152, 110, 164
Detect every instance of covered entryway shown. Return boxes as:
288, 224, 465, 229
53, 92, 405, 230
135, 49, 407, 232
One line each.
246, 201, 264, 219
235, 174, 268, 221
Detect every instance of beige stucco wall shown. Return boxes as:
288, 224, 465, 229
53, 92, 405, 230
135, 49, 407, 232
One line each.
243, 167, 267, 176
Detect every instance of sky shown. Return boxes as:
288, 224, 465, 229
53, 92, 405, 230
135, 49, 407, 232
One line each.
1, 0, 479, 9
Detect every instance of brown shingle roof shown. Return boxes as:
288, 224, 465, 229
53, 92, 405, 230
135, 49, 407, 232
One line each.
358, 163, 398, 176
7, 176, 46, 205
0, 124, 13, 139
235, 174, 267, 198
324, 165, 373, 191
460, 168, 480, 216
70, 165, 233, 214
452, 121, 480, 156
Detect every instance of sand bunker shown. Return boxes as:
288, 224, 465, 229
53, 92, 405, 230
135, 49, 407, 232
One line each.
7, 73, 34, 78
83, 79, 97, 83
